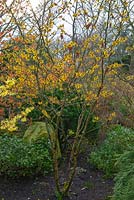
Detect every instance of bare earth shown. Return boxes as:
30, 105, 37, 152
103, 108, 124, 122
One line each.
0, 151, 114, 200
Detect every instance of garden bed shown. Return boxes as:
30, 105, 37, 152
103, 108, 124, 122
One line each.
0, 151, 114, 200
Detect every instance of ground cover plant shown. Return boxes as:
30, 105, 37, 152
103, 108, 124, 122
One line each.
0, 134, 52, 177
90, 125, 134, 177
112, 148, 134, 200
90, 126, 134, 200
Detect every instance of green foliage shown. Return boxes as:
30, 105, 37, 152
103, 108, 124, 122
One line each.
28, 107, 42, 121
0, 134, 52, 177
89, 125, 134, 177
55, 191, 63, 200
112, 149, 134, 200
85, 115, 101, 143
111, 54, 131, 72
23, 122, 61, 158
63, 104, 101, 136
60, 105, 101, 149
44, 88, 101, 149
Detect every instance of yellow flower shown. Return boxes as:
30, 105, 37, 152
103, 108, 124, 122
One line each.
38, 101, 43, 105
60, 74, 68, 82
86, 91, 97, 102
89, 51, 95, 58
75, 83, 82, 90
103, 50, 109, 58
93, 76, 99, 81
21, 117, 27, 122
42, 110, 51, 119
75, 72, 85, 78
93, 116, 99, 122
108, 112, 116, 121
25, 107, 34, 114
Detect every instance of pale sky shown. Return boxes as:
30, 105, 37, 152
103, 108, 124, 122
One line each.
29, 0, 72, 35
29, 0, 41, 8
6, 0, 74, 36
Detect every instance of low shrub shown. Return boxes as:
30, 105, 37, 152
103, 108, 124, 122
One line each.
0, 134, 52, 177
89, 125, 134, 177
112, 149, 134, 200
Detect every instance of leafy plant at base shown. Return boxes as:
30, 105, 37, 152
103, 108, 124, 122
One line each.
112, 149, 134, 200
89, 125, 134, 177
23, 121, 61, 158
0, 134, 52, 177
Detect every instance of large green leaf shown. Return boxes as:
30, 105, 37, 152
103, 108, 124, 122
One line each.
23, 122, 61, 158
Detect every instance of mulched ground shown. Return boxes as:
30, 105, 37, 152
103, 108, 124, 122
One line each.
0, 150, 114, 200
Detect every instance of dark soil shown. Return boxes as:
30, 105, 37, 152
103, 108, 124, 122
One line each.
0, 150, 114, 200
